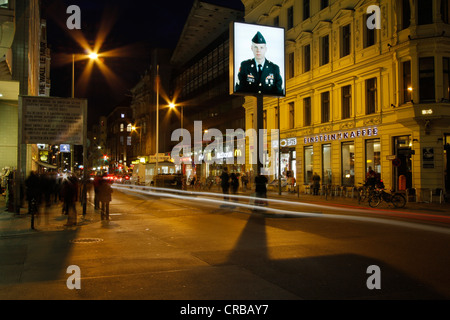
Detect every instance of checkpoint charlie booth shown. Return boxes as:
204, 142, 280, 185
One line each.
240, 0, 450, 202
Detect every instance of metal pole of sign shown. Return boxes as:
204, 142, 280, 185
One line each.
155, 64, 159, 177
256, 94, 264, 176
277, 98, 281, 195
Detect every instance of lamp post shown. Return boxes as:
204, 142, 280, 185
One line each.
155, 65, 160, 176
72, 51, 99, 216
71, 52, 99, 172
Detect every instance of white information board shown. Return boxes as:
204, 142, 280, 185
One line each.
20, 96, 87, 145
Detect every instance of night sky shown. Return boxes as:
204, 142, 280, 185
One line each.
40, 0, 244, 126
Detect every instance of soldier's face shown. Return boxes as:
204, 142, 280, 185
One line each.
251, 43, 267, 62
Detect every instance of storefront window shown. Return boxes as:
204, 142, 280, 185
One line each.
341, 142, 354, 186
366, 138, 381, 176
322, 144, 332, 185
304, 146, 313, 184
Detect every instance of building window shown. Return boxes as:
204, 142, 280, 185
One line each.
321, 91, 330, 123
274, 16, 279, 27
418, 0, 433, 25
304, 97, 311, 126
321, 0, 329, 10
303, 0, 310, 21
127, 136, 131, 146
120, 113, 125, 118
120, 123, 124, 132
288, 52, 295, 79
401, 0, 411, 30
320, 35, 329, 66
444, 57, 450, 100
289, 102, 295, 129
287, 6, 294, 30
303, 44, 311, 73
341, 142, 355, 187
419, 57, 435, 102
366, 139, 381, 176
342, 85, 352, 119
442, 0, 450, 23
304, 145, 313, 184
364, 14, 376, 48
403, 60, 412, 103
322, 144, 332, 185
366, 78, 377, 114
341, 24, 351, 57
126, 123, 132, 132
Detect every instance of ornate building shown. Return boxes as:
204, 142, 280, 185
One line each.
241, 0, 450, 201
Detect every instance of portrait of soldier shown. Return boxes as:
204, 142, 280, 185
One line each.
235, 31, 284, 96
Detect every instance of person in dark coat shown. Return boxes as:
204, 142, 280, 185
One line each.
220, 168, 230, 202
25, 171, 40, 214
62, 175, 78, 226
254, 174, 268, 206
230, 172, 239, 201
98, 178, 113, 221
312, 172, 321, 195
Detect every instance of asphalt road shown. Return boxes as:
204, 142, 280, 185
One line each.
1, 187, 450, 305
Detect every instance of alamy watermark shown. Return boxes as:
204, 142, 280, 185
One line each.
366, 5, 381, 30
66, 5, 81, 30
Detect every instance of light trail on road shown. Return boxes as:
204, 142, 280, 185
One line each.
112, 184, 450, 235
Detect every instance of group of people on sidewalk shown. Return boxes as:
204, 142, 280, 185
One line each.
22, 171, 113, 226
219, 168, 268, 207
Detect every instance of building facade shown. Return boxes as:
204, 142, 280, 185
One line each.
106, 106, 133, 172
169, 0, 245, 180
241, 0, 450, 201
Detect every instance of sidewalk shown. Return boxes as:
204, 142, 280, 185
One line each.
0, 196, 100, 237
1, 186, 449, 237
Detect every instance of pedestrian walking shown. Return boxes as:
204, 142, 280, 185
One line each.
25, 171, 40, 215
230, 172, 239, 201
62, 175, 78, 226
93, 175, 101, 210
254, 174, 268, 207
241, 172, 248, 191
98, 177, 113, 221
220, 167, 230, 202
312, 172, 321, 195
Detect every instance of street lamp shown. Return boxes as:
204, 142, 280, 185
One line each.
72, 51, 99, 98
169, 102, 183, 129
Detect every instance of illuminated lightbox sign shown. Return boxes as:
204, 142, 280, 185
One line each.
272, 138, 297, 148
304, 127, 378, 144
230, 22, 286, 97
60, 144, 71, 153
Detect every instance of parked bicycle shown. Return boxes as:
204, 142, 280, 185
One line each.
357, 182, 375, 204
368, 188, 406, 208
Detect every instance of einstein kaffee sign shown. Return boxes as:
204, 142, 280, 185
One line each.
20, 96, 87, 145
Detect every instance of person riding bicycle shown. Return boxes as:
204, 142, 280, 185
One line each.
366, 167, 377, 188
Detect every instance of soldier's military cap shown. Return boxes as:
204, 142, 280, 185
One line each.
252, 31, 266, 44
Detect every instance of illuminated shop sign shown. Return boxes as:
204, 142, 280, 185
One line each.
272, 137, 297, 148
303, 127, 378, 144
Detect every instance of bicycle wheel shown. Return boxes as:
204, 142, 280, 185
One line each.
368, 195, 381, 208
391, 193, 406, 208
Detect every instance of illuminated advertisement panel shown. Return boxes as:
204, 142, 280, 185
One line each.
230, 21, 286, 97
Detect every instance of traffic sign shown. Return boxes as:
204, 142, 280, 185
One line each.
392, 158, 401, 167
